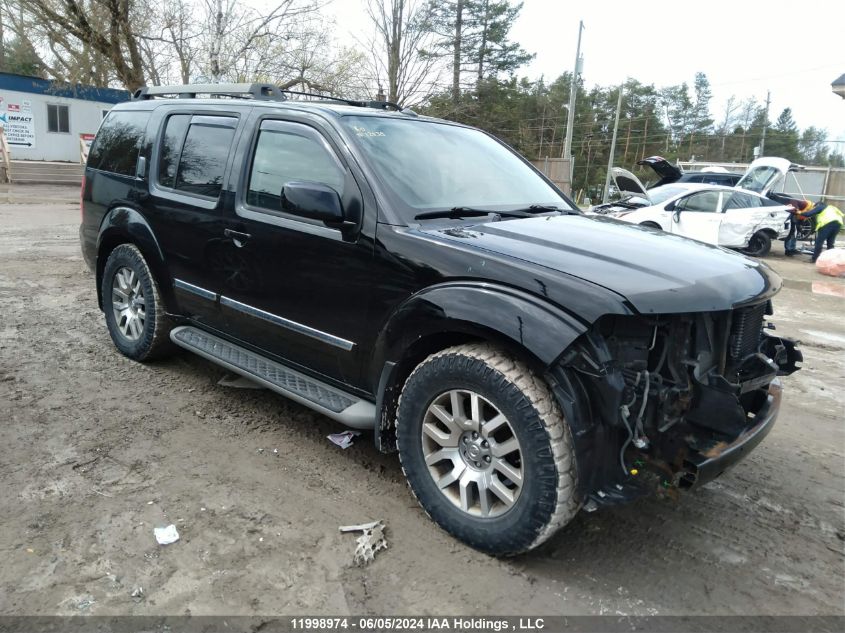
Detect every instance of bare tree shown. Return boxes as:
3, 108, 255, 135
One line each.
364, 0, 441, 105
13, 0, 148, 90
716, 95, 739, 160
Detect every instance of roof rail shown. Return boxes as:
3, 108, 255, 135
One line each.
131, 83, 286, 101
280, 89, 414, 114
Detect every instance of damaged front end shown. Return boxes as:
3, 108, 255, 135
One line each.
550, 301, 801, 509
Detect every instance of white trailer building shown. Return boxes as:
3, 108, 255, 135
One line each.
0, 72, 128, 163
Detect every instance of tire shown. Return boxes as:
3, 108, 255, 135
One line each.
743, 231, 772, 257
640, 221, 662, 230
396, 343, 579, 556
101, 244, 174, 361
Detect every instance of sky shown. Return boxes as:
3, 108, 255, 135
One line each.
328, 0, 845, 153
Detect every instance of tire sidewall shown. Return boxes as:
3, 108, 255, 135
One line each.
397, 353, 560, 555
101, 245, 160, 360
746, 231, 772, 257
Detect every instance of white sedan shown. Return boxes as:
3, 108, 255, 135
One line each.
596, 178, 792, 257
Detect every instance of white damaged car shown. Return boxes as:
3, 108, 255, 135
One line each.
593, 158, 795, 256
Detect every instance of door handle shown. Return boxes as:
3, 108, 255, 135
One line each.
224, 228, 251, 247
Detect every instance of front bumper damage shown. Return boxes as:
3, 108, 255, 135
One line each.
549, 305, 801, 509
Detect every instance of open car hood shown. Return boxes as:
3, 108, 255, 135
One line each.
736, 157, 803, 196
611, 167, 650, 200
637, 156, 683, 187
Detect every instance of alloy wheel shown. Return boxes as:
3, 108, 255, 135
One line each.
111, 266, 146, 341
420, 389, 523, 518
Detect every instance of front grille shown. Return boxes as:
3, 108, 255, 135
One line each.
729, 303, 766, 360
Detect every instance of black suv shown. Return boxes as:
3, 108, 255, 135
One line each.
80, 83, 801, 556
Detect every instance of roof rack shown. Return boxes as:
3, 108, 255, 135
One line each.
131, 83, 286, 101
279, 89, 407, 112
130, 83, 418, 115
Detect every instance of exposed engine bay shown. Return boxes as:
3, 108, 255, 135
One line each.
552, 301, 802, 507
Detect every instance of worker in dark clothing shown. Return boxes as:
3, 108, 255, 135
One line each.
784, 198, 812, 256
802, 201, 844, 262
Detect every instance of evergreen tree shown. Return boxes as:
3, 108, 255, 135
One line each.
423, 0, 531, 100
0, 37, 44, 77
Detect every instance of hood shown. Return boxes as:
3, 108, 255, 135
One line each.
637, 156, 683, 187
611, 167, 650, 199
420, 214, 781, 314
736, 157, 803, 195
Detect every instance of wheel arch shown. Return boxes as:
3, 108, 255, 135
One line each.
372, 282, 587, 452
95, 207, 174, 312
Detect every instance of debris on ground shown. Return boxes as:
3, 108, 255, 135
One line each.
217, 373, 264, 389
129, 587, 144, 601
340, 520, 387, 565
327, 431, 361, 449
153, 524, 180, 545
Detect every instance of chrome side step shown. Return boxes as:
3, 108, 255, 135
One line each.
170, 326, 376, 429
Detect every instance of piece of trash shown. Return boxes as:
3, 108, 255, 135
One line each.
147, 501, 154, 505
328, 431, 361, 449
273, 448, 279, 455
200, 507, 206, 512
130, 587, 144, 599
76, 597, 95, 611
339, 520, 387, 565
154, 524, 180, 545
217, 373, 264, 389
25, 548, 34, 554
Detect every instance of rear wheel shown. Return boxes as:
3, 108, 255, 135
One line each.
744, 231, 772, 257
396, 343, 579, 556
102, 244, 174, 361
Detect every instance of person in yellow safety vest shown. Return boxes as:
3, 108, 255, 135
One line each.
802, 201, 844, 263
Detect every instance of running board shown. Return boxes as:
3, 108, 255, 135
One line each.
170, 326, 376, 429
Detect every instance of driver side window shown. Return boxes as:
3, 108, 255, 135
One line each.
247, 124, 345, 212
675, 190, 720, 213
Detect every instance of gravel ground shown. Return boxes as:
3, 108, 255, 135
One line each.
0, 194, 843, 617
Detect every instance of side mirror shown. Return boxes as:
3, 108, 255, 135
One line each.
281, 181, 344, 225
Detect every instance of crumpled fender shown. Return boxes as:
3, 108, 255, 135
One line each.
719, 210, 789, 247
372, 281, 588, 371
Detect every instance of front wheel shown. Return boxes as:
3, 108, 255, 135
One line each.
744, 231, 772, 257
396, 344, 579, 556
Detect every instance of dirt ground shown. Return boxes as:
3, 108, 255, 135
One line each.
1, 189, 843, 617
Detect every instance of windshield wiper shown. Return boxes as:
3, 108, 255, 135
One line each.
414, 207, 534, 221
521, 204, 580, 215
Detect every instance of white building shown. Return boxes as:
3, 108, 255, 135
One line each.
0, 72, 128, 163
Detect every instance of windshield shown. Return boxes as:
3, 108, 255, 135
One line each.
647, 185, 689, 205
341, 115, 575, 222
738, 166, 780, 193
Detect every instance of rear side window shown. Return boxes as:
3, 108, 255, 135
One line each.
157, 114, 237, 198
247, 126, 344, 210
158, 114, 190, 188
723, 192, 761, 210
88, 111, 150, 176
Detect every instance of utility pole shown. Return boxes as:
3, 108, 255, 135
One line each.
759, 90, 771, 156
603, 87, 623, 204
562, 20, 584, 165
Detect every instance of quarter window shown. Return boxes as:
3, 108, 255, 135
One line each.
247, 126, 344, 211
47, 104, 70, 133
87, 110, 150, 176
